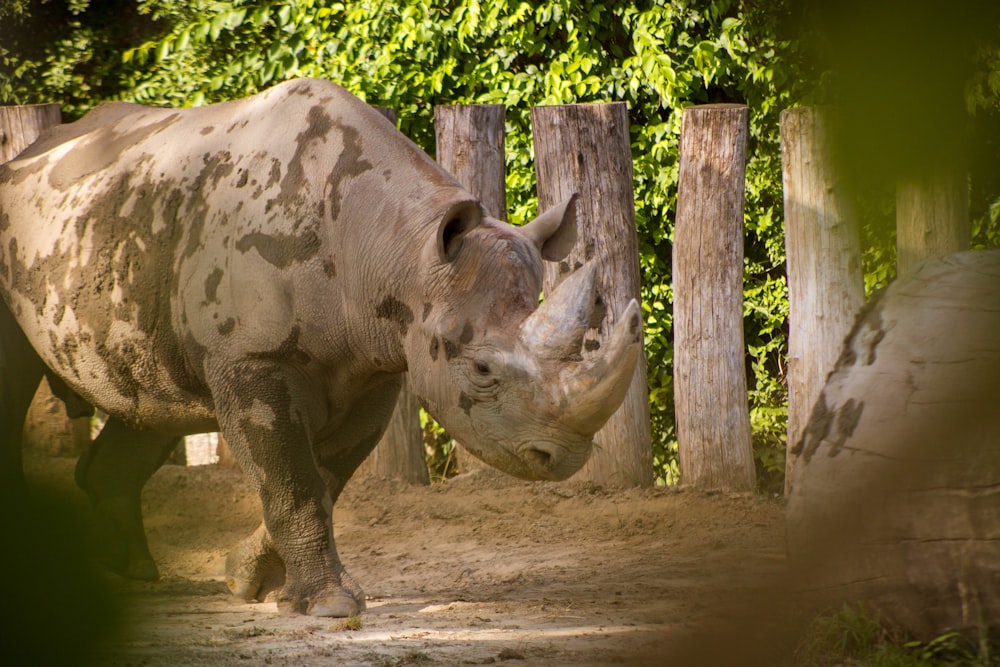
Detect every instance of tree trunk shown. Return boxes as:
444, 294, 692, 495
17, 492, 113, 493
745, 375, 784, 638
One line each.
357, 376, 427, 483
531, 102, 652, 488
786, 249, 1000, 641
672, 104, 755, 491
434, 104, 507, 219
356, 107, 429, 484
896, 164, 969, 277
1, 104, 90, 456
434, 104, 507, 475
780, 107, 865, 495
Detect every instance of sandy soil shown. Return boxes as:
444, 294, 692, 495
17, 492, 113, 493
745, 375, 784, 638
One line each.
23, 452, 789, 666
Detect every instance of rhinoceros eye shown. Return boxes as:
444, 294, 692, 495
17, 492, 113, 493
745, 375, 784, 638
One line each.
473, 360, 492, 376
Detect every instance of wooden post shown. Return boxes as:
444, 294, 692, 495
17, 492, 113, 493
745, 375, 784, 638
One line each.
1, 103, 90, 456
434, 103, 507, 475
780, 107, 865, 495
896, 165, 969, 277
435, 104, 507, 220
531, 102, 653, 488
0, 103, 61, 162
673, 104, 755, 491
357, 106, 429, 484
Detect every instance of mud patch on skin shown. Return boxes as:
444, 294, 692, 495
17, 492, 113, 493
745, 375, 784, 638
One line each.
235, 230, 321, 269
204, 268, 224, 304
826, 399, 864, 458
834, 295, 889, 372
40, 111, 182, 191
375, 297, 414, 335
458, 392, 474, 416
443, 338, 461, 361
265, 104, 374, 223
325, 121, 374, 221
793, 394, 866, 463
248, 326, 311, 365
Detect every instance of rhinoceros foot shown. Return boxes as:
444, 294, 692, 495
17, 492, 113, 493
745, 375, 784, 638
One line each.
284, 585, 361, 618
276, 565, 366, 617
225, 521, 366, 617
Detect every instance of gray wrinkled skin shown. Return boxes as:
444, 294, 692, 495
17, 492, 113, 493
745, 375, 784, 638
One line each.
0, 79, 641, 617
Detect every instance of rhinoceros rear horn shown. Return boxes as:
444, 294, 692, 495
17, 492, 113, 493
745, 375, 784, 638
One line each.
520, 194, 578, 261
560, 299, 643, 435
438, 199, 483, 261
519, 262, 598, 360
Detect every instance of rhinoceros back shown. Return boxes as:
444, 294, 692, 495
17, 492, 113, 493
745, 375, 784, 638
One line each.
0, 80, 419, 433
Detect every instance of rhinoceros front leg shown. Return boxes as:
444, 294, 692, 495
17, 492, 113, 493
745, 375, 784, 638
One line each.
74, 418, 180, 581
208, 359, 360, 617
222, 377, 402, 615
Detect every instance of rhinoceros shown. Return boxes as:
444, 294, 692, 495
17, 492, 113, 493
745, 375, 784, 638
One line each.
0, 78, 642, 616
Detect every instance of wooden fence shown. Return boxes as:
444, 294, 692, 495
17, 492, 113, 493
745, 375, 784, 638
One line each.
2, 97, 972, 493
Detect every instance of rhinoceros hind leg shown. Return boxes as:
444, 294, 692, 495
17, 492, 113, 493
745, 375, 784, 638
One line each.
0, 301, 45, 496
225, 522, 286, 602
75, 418, 179, 580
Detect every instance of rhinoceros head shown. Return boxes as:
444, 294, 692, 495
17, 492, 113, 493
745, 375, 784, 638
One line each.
405, 195, 642, 481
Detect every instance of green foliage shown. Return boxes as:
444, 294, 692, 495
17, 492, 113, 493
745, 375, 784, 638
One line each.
793, 604, 997, 667
421, 408, 457, 482
2, 0, 998, 487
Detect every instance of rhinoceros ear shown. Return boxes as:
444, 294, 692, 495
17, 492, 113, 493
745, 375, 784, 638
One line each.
520, 193, 578, 261
438, 200, 483, 261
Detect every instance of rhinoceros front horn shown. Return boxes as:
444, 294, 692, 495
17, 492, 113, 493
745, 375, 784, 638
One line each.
519, 263, 643, 435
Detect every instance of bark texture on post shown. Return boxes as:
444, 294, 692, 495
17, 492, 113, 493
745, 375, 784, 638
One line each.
780, 107, 865, 495
434, 104, 507, 474
787, 250, 1000, 640
357, 107, 429, 484
531, 102, 652, 488
435, 104, 507, 220
673, 104, 755, 491
1, 104, 89, 455
0, 103, 61, 162
896, 165, 969, 277
358, 376, 428, 483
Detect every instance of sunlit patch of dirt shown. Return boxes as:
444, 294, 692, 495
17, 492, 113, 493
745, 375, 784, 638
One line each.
24, 452, 787, 666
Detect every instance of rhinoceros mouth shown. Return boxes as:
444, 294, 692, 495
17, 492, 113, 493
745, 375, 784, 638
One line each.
516, 439, 591, 481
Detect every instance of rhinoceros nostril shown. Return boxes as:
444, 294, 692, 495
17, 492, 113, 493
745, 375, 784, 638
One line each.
523, 444, 555, 470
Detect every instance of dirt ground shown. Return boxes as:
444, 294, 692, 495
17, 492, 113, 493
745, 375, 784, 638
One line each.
23, 451, 790, 666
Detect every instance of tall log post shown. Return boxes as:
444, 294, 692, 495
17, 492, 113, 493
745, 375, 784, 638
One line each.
780, 107, 865, 495
0, 103, 61, 162
1, 103, 90, 457
434, 104, 507, 475
357, 106, 429, 484
531, 102, 652, 488
673, 104, 755, 491
896, 165, 969, 278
